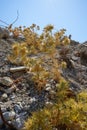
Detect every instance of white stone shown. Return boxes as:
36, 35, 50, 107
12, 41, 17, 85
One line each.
2, 93, 8, 100
0, 77, 13, 86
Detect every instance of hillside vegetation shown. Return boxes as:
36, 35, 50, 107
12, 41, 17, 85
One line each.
0, 24, 87, 130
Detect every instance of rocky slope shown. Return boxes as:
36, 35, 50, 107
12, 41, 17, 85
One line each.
0, 27, 87, 130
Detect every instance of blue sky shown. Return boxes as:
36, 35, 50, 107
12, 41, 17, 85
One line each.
0, 0, 87, 43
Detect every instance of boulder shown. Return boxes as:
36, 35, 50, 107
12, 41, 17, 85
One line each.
0, 27, 9, 39
78, 44, 87, 65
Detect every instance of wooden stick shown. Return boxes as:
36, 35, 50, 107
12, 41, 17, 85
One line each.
9, 66, 28, 73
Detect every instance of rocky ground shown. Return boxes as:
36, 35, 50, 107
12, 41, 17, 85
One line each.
0, 27, 87, 130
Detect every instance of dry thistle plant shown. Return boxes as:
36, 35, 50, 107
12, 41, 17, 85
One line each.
8, 24, 87, 130
24, 80, 87, 130
8, 24, 70, 90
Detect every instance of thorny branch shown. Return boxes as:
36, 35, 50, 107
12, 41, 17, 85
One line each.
0, 10, 19, 28
0, 19, 9, 26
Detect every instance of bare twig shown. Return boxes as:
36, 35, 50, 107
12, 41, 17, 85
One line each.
11, 76, 23, 87
0, 10, 19, 29
0, 19, 9, 26
0, 25, 7, 28
11, 10, 19, 26
8, 10, 19, 29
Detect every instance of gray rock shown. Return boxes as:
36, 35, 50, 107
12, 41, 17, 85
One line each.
0, 27, 9, 39
4, 111, 16, 120
45, 101, 53, 107
71, 56, 78, 61
23, 105, 30, 111
0, 107, 7, 113
13, 117, 24, 129
45, 83, 51, 88
0, 118, 3, 126
29, 97, 37, 104
49, 90, 56, 95
1, 93, 8, 101
0, 111, 16, 126
45, 86, 52, 92
6, 85, 16, 94
14, 104, 22, 113
78, 44, 87, 65
10, 94, 16, 100
0, 77, 13, 86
